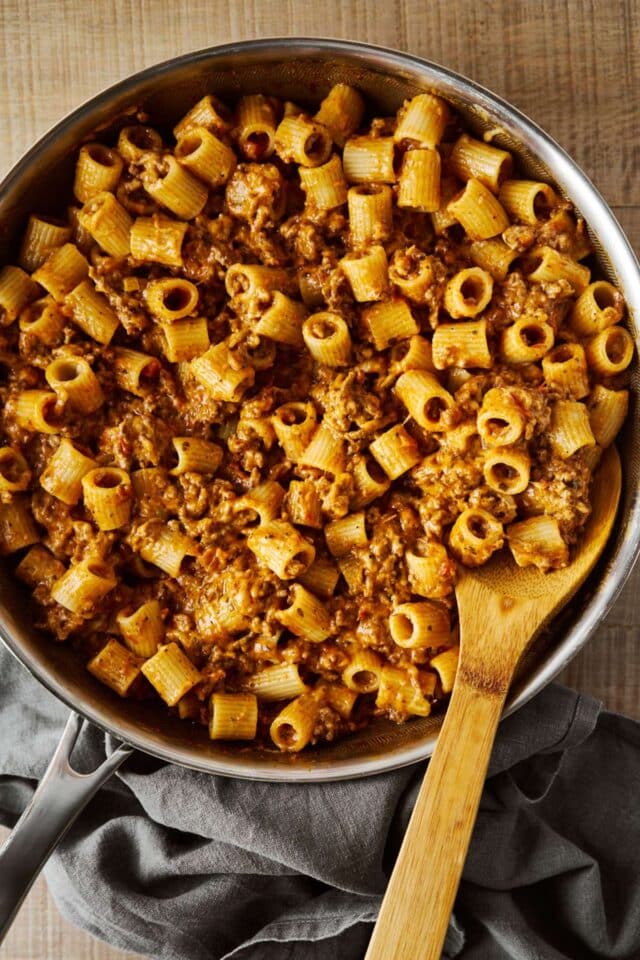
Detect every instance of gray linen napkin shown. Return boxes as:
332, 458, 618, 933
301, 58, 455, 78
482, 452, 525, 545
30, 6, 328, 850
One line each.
1, 641, 638, 960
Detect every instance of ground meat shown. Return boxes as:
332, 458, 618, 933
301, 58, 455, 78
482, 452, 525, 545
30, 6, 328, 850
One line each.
225, 163, 286, 229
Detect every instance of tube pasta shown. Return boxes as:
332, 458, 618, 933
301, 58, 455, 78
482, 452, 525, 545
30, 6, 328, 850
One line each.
73, 144, 123, 203
175, 126, 237, 186
136, 521, 197, 577
65, 279, 119, 345
477, 388, 526, 446
299, 556, 341, 598
395, 370, 454, 430
112, 347, 161, 396
570, 281, 624, 336
548, 400, 595, 458
235, 480, 285, 525
16, 544, 65, 589
209, 693, 258, 741
299, 155, 348, 210
40, 438, 97, 505
351, 454, 391, 509
272, 402, 318, 461
526, 245, 590, 292
302, 311, 352, 366
432, 320, 492, 370
508, 515, 569, 571
375, 666, 431, 717
234, 94, 277, 160
174, 95, 231, 139
397, 148, 441, 211
500, 316, 554, 364
324, 683, 358, 719
14, 390, 61, 434
588, 385, 629, 448
483, 447, 531, 495
444, 267, 493, 319
274, 116, 332, 167
394, 93, 449, 147
430, 176, 460, 235
405, 541, 454, 600
325, 512, 367, 557
448, 178, 510, 240
468, 238, 519, 281
247, 520, 315, 579
32, 243, 88, 302
19, 296, 64, 345
270, 692, 321, 752
315, 84, 365, 147
342, 648, 383, 693
430, 647, 460, 694
449, 134, 513, 193
449, 508, 504, 566
369, 424, 421, 479
143, 155, 208, 219
130, 215, 188, 267
190, 342, 255, 402
225, 264, 289, 299
245, 663, 308, 701
117, 124, 163, 162
276, 583, 332, 642
388, 247, 435, 303
78, 192, 132, 257
162, 316, 209, 363
19, 215, 72, 273
170, 437, 223, 475
141, 642, 202, 706
88, 640, 142, 697
145, 277, 199, 321
343, 136, 396, 183
45, 356, 104, 413
363, 298, 419, 350
542, 344, 589, 399
0, 497, 40, 555
82, 467, 133, 530
389, 335, 434, 374
498, 179, 557, 224
285, 479, 322, 529
117, 599, 164, 658
389, 602, 450, 649
348, 184, 393, 245
584, 326, 634, 375
340, 245, 389, 302
255, 292, 306, 347
299, 422, 346, 474
51, 557, 117, 613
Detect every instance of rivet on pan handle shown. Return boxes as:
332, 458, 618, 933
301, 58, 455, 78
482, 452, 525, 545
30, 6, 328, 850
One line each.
0, 711, 132, 945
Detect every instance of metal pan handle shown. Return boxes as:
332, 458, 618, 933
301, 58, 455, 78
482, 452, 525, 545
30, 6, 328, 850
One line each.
0, 711, 132, 945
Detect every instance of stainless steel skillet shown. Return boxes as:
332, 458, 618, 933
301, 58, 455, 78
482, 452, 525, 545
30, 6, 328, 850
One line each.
1, 37, 639, 943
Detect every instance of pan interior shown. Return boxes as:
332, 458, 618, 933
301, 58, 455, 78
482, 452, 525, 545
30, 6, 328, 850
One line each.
0, 41, 638, 781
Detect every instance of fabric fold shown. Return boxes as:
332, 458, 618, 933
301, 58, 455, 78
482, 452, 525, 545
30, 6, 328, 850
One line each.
2, 644, 639, 960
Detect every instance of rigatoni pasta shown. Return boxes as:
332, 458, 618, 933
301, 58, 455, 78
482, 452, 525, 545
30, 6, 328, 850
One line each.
0, 82, 631, 754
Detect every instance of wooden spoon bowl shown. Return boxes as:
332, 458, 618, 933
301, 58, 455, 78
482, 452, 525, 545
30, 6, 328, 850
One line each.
366, 445, 622, 960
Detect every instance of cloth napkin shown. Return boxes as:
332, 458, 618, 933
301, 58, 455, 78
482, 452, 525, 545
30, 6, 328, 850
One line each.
2, 642, 640, 960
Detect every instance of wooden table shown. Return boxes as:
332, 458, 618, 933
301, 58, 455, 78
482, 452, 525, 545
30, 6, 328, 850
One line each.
0, 1, 637, 957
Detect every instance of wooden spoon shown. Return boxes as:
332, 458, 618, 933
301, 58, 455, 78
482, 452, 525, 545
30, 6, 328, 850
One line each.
365, 445, 621, 960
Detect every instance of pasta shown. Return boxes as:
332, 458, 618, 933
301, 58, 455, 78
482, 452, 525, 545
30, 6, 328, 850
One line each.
0, 83, 630, 754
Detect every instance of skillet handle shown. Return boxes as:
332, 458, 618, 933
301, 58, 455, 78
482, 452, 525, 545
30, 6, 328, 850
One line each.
0, 711, 132, 945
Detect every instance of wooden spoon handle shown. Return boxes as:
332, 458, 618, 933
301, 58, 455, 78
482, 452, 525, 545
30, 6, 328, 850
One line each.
365, 677, 507, 960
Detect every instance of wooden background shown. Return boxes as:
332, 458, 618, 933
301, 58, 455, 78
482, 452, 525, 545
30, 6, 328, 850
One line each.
0, 0, 638, 957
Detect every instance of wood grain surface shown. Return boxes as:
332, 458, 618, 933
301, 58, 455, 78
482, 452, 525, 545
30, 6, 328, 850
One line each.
0, 1, 638, 957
